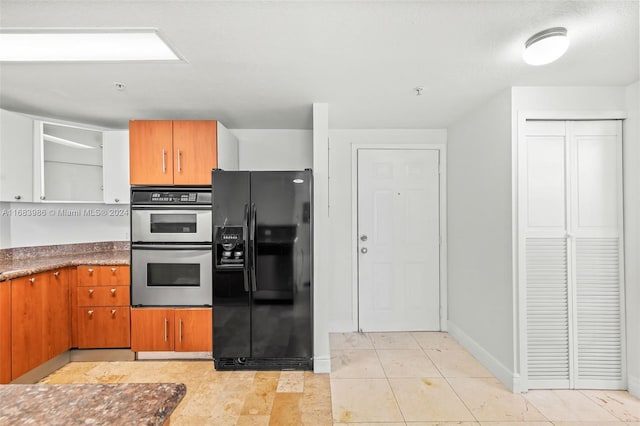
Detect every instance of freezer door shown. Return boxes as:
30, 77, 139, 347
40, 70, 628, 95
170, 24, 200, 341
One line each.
212, 170, 251, 360
249, 170, 312, 359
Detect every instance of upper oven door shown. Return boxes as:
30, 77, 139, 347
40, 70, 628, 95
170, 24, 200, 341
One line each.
131, 207, 212, 243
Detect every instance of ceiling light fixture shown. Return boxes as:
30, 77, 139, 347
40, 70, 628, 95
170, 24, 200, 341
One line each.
523, 27, 569, 66
0, 29, 180, 62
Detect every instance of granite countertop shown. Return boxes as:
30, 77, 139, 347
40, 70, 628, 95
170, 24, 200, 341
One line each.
0, 242, 130, 282
0, 383, 186, 426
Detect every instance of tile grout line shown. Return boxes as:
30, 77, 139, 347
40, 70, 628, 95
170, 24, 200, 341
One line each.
420, 340, 483, 424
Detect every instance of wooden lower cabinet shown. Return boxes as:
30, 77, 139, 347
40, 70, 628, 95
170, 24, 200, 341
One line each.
11, 269, 72, 380
175, 309, 212, 352
0, 281, 11, 384
77, 307, 131, 348
75, 265, 131, 349
45, 269, 70, 359
131, 308, 212, 352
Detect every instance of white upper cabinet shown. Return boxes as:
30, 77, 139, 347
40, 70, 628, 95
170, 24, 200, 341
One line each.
35, 121, 104, 202
0, 109, 34, 202
102, 130, 130, 204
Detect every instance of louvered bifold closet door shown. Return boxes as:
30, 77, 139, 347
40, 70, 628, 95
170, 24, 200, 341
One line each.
570, 121, 625, 389
575, 238, 623, 387
522, 121, 571, 389
526, 238, 570, 387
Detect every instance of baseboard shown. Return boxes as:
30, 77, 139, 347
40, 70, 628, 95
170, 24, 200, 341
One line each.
447, 320, 519, 392
11, 352, 70, 384
313, 355, 331, 374
70, 349, 135, 362
629, 374, 640, 398
329, 320, 357, 333
136, 351, 212, 360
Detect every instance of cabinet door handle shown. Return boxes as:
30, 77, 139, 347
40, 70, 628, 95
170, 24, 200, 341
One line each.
164, 317, 169, 342
29, 277, 36, 284
88, 310, 94, 316
111, 309, 117, 316
14, 195, 21, 200
88, 289, 94, 295
88, 268, 94, 274
110, 288, 116, 295
162, 148, 166, 173
179, 319, 183, 342
177, 149, 182, 173
53, 271, 60, 278
111, 267, 117, 273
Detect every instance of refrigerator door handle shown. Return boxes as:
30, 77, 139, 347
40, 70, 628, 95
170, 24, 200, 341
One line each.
243, 203, 250, 292
250, 203, 257, 292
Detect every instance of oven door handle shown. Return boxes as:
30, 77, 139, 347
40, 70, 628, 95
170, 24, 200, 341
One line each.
131, 206, 212, 211
131, 244, 212, 250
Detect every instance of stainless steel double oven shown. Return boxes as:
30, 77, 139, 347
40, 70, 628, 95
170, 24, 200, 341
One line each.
131, 186, 212, 307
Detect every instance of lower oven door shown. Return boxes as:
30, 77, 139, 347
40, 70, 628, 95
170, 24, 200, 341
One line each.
131, 244, 212, 307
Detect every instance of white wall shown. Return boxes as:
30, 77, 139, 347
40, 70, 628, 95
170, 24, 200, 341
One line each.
624, 81, 640, 397
313, 104, 331, 373
447, 88, 515, 388
327, 129, 447, 331
511, 87, 627, 112
3, 202, 129, 248
232, 129, 312, 170
0, 202, 10, 248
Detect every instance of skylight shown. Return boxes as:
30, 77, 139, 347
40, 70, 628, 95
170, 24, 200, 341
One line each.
0, 30, 180, 62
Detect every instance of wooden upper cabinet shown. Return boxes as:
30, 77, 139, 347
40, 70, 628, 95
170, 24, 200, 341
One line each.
129, 120, 217, 185
173, 121, 217, 185
129, 120, 174, 185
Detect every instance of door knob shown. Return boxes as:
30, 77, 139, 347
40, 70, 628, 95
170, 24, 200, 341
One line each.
361, 247, 368, 254
360, 234, 368, 242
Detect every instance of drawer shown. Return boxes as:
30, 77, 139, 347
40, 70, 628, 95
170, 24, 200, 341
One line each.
77, 307, 131, 349
77, 286, 130, 307
77, 266, 130, 286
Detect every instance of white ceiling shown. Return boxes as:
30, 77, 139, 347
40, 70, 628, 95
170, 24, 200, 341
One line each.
0, 0, 638, 130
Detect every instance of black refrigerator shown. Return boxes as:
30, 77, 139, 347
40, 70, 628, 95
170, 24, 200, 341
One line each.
212, 169, 312, 370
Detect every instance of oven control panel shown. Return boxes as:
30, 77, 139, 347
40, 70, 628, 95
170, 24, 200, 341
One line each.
131, 187, 212, 205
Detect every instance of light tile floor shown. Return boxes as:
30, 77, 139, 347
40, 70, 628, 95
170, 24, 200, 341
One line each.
39, 361, 332, 425
37, 332, 640, 425
330, 332, 640, 425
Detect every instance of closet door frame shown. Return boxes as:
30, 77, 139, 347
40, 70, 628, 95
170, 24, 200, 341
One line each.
515, 110, 627, 393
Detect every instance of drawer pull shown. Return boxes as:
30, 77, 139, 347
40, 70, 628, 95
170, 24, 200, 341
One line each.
111, 267, 117, 273
88, 289, 94, 295
88, 310, 94, 316
53, 271, 60, 278
111, 309, 117, 315
88, 268, 94, 274
29, 278, 36, 284
110, 288, 116, 295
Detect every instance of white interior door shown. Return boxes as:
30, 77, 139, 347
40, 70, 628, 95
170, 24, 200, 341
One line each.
357, 148, 440, 332
522, 120, 625, 390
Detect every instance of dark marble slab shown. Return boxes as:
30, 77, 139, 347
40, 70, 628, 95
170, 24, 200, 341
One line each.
0, 382, 185, 426
0, 242, 130, 282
